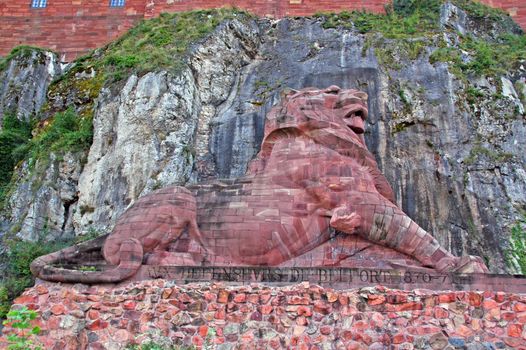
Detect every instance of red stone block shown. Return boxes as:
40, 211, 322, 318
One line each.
233, 293, 247, 303
514, 303, 526, 312
494, 292, 506, 303
191, 335, 203, 347
483, 299, 499, 310
260, 305, 273, 315
214, 309, 226, 320
50, 304, 66, 315
504, 336, 525, 348
320, 325, 332, 335
455, 325, 474, 337
437, 293, 456, 304
313, 300, 332, 315
392, 334, 405, 344
35, 285, 49, 295
87, 309, 99, 320
86, 319, 109, 331
434, 306, 449, 319
368, 295, 386, 305
297, 305, 312, 317
407, 326, 441, 335
198, 325, 208, 337
204, 292, 217, 302
123, 300, 136, 310
508, 324, 523, 337
468, 292, 484, 307
326, 291, 339, 303
13, 295, 38, 305
217, 290, 229, 304
288, 296, 310, 305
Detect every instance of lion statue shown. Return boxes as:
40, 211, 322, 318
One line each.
31, 86, 489, 283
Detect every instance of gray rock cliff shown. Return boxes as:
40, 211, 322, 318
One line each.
0, 49, 61, 124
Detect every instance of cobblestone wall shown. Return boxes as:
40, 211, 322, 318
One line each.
2, 281, 526, 349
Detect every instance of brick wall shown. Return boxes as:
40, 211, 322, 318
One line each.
0, 0, 146, 61
0, 0, 525, 61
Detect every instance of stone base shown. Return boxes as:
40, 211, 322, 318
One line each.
2, 281, 526, 349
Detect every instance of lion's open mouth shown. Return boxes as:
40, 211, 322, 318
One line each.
343, 107, 366, 134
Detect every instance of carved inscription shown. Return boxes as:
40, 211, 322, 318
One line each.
146, 266, 451, 286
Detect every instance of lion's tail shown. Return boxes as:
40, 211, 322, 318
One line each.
30, 235, 143, 284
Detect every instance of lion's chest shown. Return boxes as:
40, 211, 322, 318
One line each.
192, 139, 369, 262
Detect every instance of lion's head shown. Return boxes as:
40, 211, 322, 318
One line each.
264, 85, 369, 148
248, 86, 373, 174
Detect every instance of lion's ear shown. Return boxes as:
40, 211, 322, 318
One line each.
281, 88, 298, 100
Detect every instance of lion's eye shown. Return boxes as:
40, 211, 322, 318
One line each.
355, 111, 363, 118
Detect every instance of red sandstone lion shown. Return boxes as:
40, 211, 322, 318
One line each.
31, 86, 489, 283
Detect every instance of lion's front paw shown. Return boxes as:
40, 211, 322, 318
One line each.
437, 256, 489, 273
329, 207, 363, 235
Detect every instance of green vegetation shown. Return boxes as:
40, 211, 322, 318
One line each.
465, 86, 484, 104
316, 0, 441, 38
0, 45, 48, 72
506, 215, 526, 274
2, 306, 42, 350
23, 108, 93, 168
0, 229, 101, 319
314, 0, 525, 75
429, 34, 526, 78
464, 144, 513, 165
364, 36, 428, 68
0, 239, 68, 319
56, 8, 249, 85
451, 0, 507, 20
462, 35, 526, 76
0, 114, 32, 205
0, 109, 93, 211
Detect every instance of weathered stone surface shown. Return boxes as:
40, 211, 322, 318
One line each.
0, 49, 61, 124
72, 18, 259, 235
6, 152, 83, 240
2, 281, 525, 349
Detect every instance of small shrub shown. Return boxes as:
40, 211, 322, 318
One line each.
2, 306, 42, 350
0, 46, 48, 72
0, 239, 71, 319
452, 0, 508, 20
506, 215, 526, 274
0, 114, 32, 205
466, 86, 484, 104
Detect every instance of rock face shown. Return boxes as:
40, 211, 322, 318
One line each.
1, 4, 525, 273
0, 49, 61, 123
6, 152, 83, 241
73, 19, 259, 232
